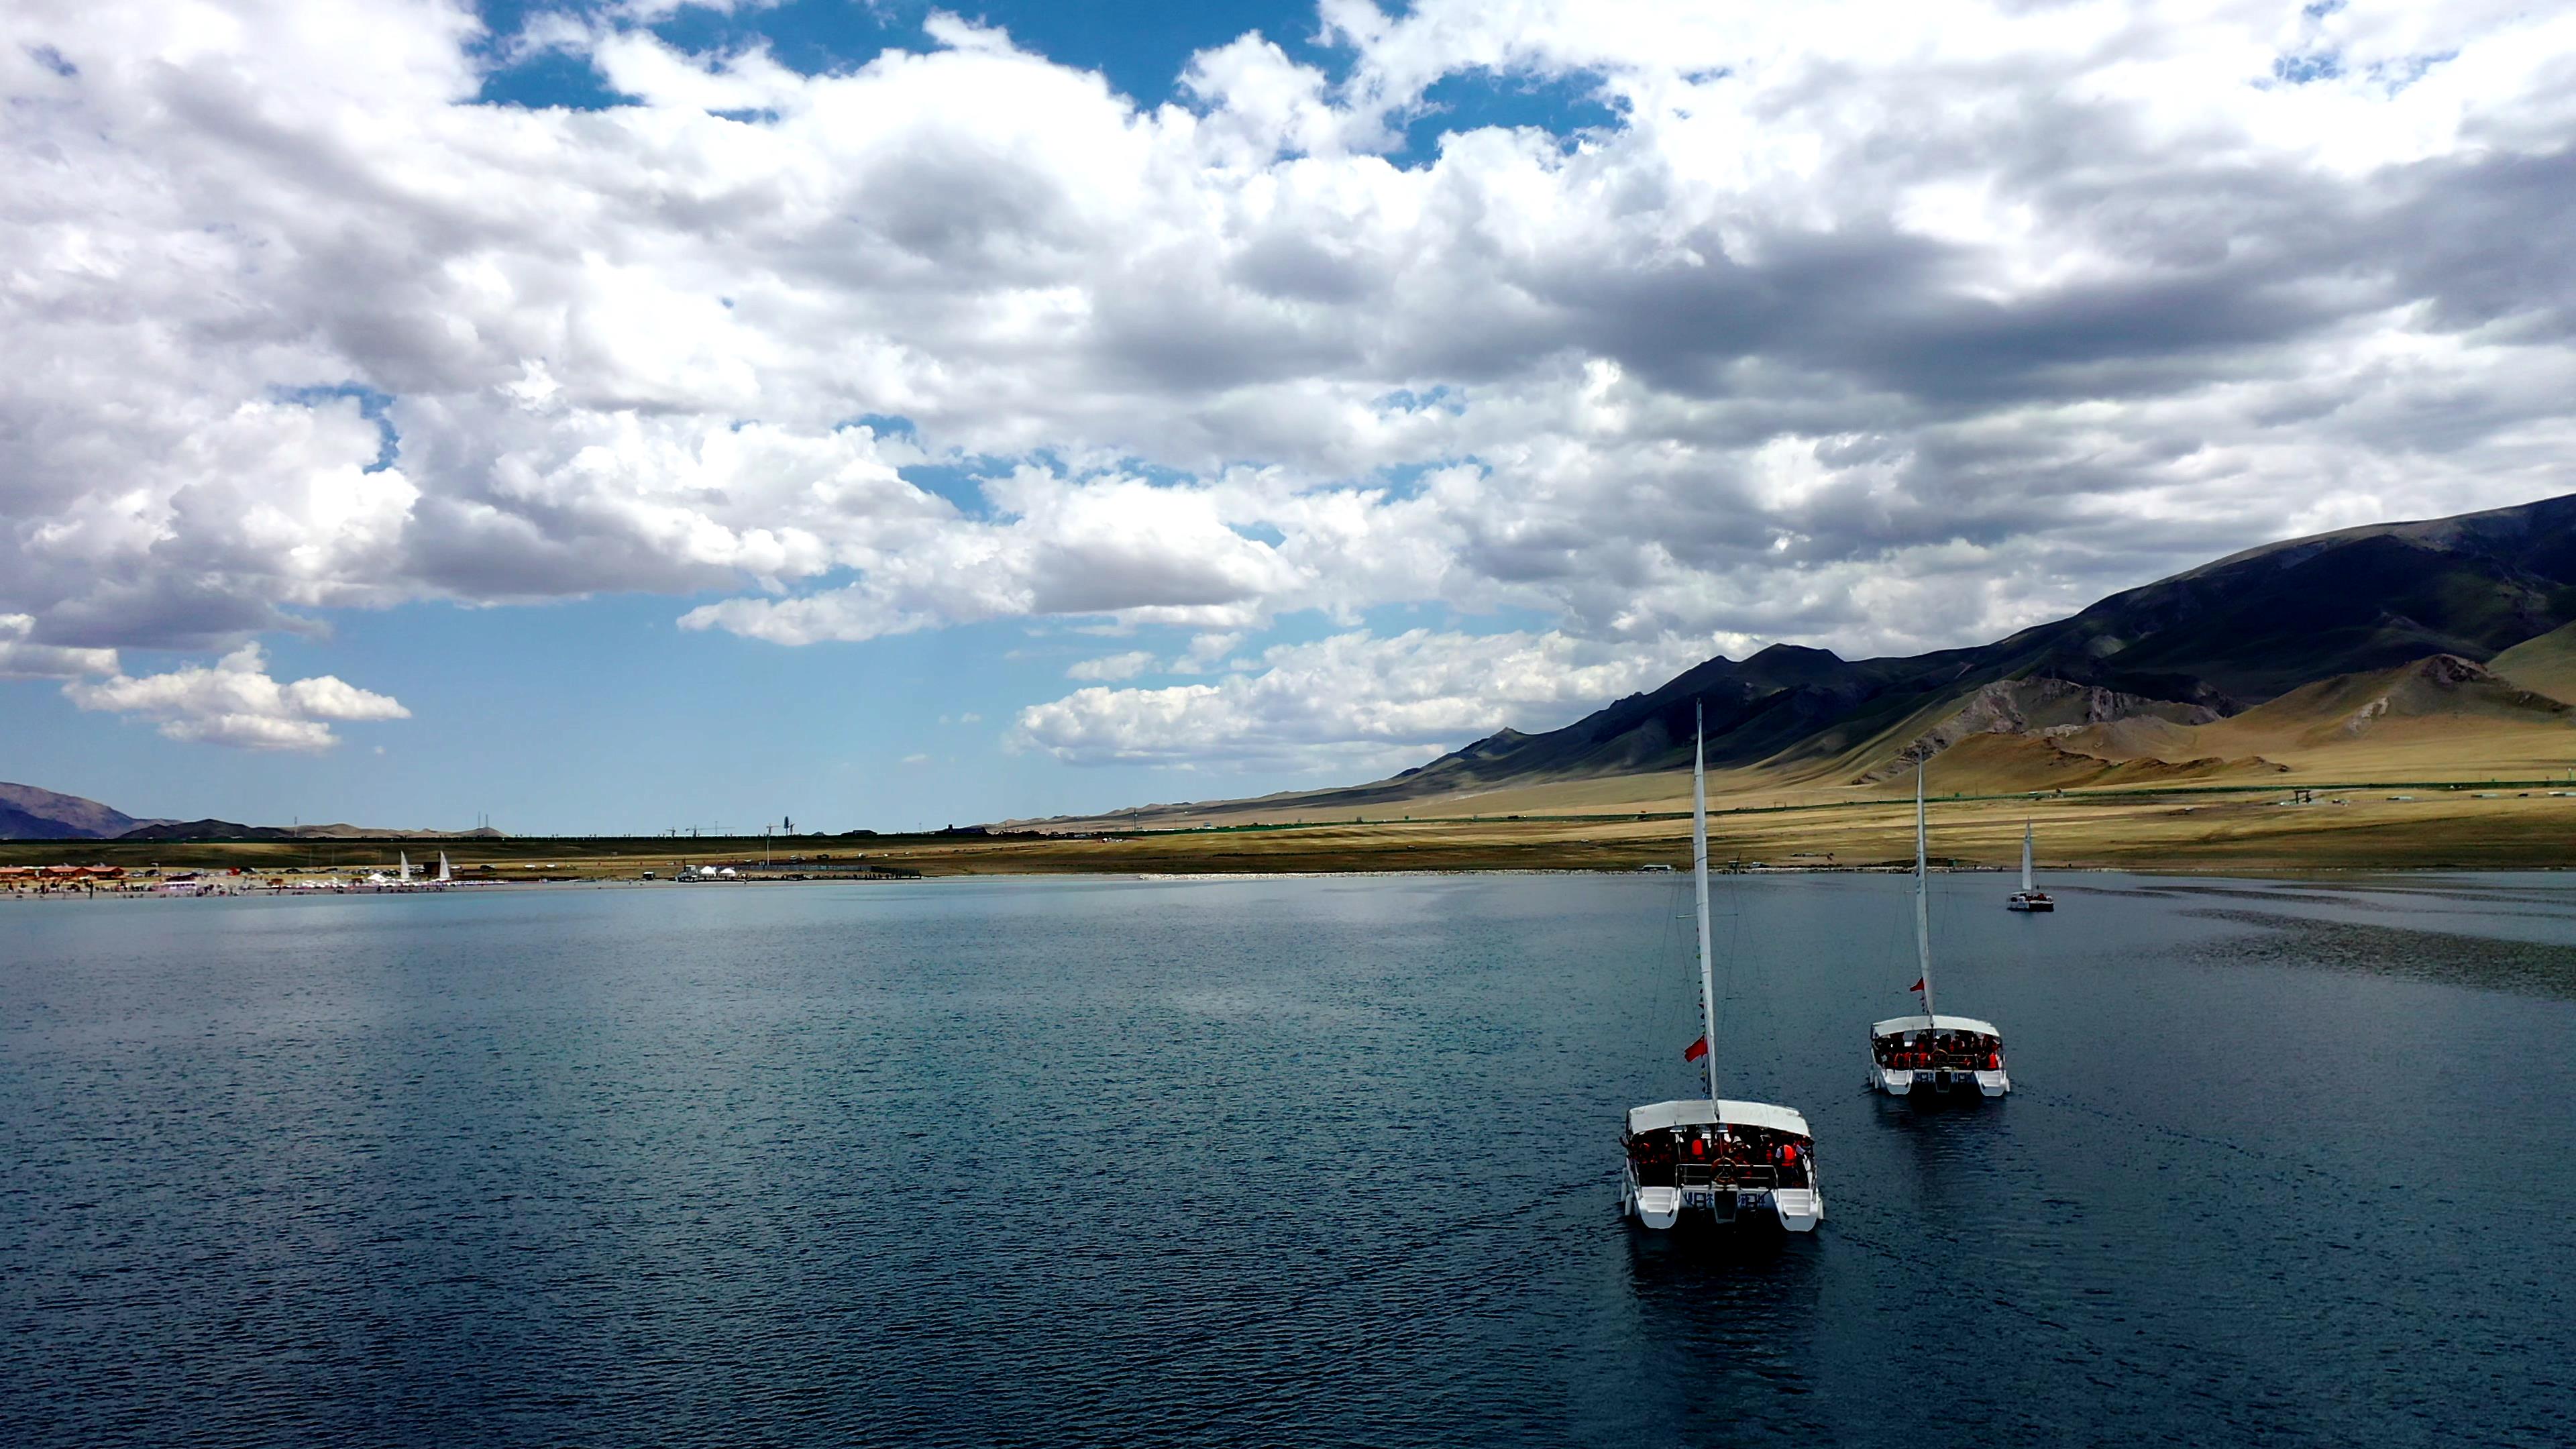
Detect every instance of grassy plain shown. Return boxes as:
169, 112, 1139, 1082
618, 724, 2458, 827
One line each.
8, 777, 2573, 878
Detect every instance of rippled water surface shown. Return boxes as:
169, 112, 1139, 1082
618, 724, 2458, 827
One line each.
6, 872, 2573, 1446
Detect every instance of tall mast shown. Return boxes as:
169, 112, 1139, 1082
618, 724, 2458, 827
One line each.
1914, 757, 1935, 1020
1693, 706, 1719, 1101
2021, 822, 2035, 894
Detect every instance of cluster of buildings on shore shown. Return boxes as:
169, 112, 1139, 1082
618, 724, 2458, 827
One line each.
1, 864, 127, 888
2, 864, 398, 896
5, 849, 928, 895
2, 863, 260, 896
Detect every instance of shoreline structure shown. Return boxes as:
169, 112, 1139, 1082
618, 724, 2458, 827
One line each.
7, 863, 2569, 906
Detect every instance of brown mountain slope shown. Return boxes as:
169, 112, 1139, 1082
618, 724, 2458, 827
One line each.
1898, 732, 2285, 792
2489, 621, 2576, 704
1819, 676, 2224, 785
2058, 654, 2576, 776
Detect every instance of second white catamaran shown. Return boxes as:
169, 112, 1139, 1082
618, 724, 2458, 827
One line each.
1620, 711, 1824, 1232
1869, 758, 2011, 1099
2006, 822, 2053, 912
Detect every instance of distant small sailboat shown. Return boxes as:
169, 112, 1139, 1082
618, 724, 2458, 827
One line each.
1620, 709, 1824, 1232
2006, 822, 2053, 912
1870, 758, 2010, 1099
436, 851, 453, 884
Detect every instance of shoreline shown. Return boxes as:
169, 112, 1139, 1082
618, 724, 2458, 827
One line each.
9, 859, 2571, 907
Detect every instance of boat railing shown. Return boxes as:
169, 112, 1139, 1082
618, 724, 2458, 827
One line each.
1877, 1051, 2002, 1071
1676, 1163, 1798, 1191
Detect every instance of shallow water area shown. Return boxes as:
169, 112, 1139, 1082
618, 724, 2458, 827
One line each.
5, 871, 2572, 1446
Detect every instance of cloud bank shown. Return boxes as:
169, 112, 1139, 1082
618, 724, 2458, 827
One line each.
6, 0, 2575, 762
1018, 628, 1720, 771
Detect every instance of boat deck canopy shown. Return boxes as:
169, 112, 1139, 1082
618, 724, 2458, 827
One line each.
1625, 1098, 1812, 1140
1872, 1014, 2000, 1038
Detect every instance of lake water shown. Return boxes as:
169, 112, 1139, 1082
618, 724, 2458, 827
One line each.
5, 872, 2573, 1446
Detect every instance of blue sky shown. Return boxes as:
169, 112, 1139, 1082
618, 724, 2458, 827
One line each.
5, 0, 2570, 832
11, 0, 1615, 831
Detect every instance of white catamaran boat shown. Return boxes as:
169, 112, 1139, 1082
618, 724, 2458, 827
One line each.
1870, 759, 2011, 1099
1621, 714, 1824, 1232
2006, 822, 2053, 912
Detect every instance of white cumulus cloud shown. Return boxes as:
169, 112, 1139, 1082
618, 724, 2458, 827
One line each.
63, 645, 411, 751
1067, 650, 1159, 682
0, 614, 119, 680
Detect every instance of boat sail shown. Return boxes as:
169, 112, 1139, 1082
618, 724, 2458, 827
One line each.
2006, 822, 2053, 911
1620, 710, 1824, 1232
1869, 758, 2011, 1099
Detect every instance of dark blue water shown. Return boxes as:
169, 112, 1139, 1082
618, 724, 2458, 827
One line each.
5, 872, 2572, 1446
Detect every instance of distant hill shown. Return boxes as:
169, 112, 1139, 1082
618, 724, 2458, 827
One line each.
0, 783, 151, 840
0, 782, 504, 842
1048, 492, 2576, 827
111, 820, 508, 842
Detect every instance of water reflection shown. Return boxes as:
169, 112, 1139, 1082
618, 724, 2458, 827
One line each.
1593, 1227, 1825, 1442
2182, 908, 2576, 999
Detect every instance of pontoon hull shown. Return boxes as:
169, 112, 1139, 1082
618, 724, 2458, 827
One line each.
1870, 1063, 2011, 1097
1629, 1183, 1682, 1230
1624, 1165, 1822, 1232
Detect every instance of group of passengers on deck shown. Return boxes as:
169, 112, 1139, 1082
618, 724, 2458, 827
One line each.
1874, 1030, 2002, 1070
1627, 1128, 1813, 1189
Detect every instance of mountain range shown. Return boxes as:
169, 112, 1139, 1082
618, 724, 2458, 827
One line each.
1065, 492, 2576, 824
0, 783, 502, 842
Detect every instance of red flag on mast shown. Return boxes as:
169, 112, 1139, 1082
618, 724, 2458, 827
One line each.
1682, 1035, 1709, 1063
1909, 977, 1925, 994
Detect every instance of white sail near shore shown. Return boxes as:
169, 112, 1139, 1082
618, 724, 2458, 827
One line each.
1871, 759, 2014, 1096
2009, 821, 2054, 912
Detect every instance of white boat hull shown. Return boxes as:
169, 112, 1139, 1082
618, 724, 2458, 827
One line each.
1871, 1061, 2011, 1097
1771, 1187, 1823, 1232
1623, 1166, 1823, 1232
